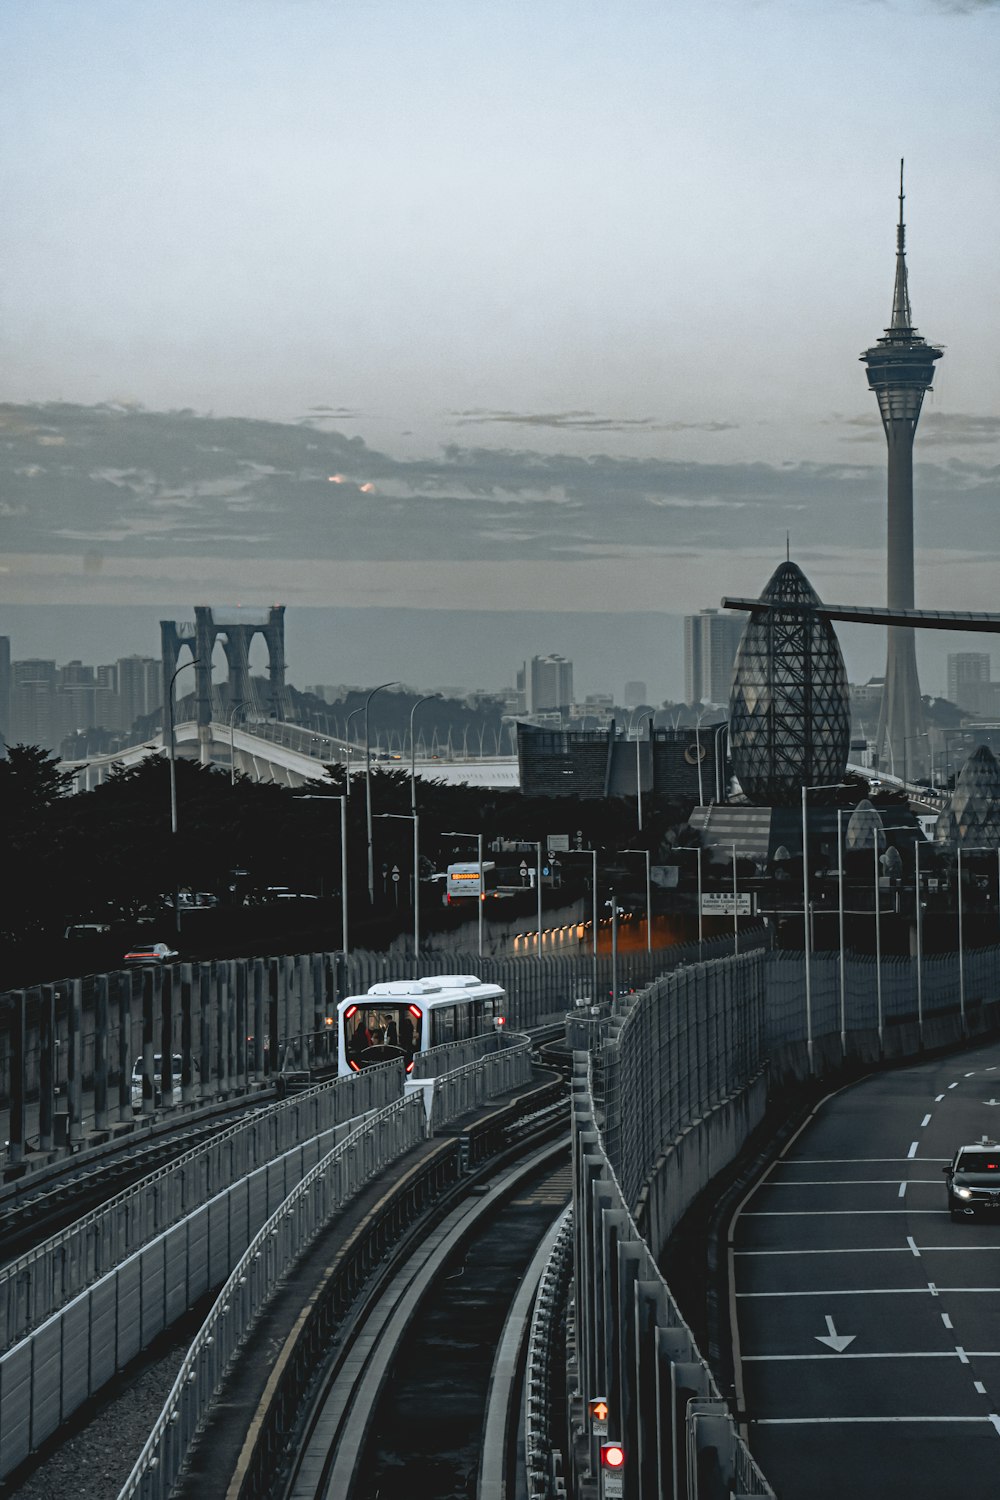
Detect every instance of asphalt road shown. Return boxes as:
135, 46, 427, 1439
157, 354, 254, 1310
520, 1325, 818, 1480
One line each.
732, 1037, 1000, 1500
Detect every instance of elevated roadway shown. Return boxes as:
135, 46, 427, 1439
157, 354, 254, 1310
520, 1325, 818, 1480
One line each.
732, 1038, 1000, 1498
61, 719, 519, 792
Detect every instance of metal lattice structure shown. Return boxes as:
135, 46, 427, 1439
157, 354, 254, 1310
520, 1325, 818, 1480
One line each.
935, 744, 1000, 848
729, 560, 851, 806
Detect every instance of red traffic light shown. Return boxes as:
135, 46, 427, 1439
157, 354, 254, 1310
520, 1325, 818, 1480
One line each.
600, 1442, 626, 1470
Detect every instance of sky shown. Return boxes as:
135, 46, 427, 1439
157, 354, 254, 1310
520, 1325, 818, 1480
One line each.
1, 0, 998, 702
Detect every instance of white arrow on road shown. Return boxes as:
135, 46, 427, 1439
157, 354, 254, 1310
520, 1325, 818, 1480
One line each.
815, 1316, 856, 1353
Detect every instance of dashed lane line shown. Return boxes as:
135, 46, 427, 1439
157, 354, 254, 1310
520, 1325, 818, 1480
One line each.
753, 1416, 1000, 1426
737, 1287, 1000, 1297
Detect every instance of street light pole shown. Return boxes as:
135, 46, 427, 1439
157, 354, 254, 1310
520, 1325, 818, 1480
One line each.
874, 824, 884, 1051
915, 836, 923, 1046
635, 711, 654, 832
445, 829, 485, 959
409, 694, 441, 818
623, 848, 652, 953
167, 658, 200, 936
694, 711, 706, 806
714, 721, 729, 804
344, 706, 364, 798
837, 809, 846, 1055
364, 682, 398, 904
297, 794, 349, 957
957, 845, 966, 1031
228, 700, 244, 788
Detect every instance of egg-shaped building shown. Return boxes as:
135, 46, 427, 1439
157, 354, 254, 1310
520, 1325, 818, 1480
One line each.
729, 561, 851, 806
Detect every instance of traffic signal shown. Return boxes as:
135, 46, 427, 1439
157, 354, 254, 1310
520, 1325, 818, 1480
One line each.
600, 1442, 626, 1470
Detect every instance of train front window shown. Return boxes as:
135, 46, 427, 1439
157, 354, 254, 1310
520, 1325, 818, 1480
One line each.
346, 1005, 421, 1061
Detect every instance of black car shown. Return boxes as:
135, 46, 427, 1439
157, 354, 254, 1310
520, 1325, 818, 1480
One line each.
944, 1139, 1000, 1219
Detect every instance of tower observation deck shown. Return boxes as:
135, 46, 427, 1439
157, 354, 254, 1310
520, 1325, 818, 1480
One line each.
861, 161, 942, 779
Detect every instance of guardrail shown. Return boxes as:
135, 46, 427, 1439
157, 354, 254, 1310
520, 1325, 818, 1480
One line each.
423, 1032, 533, 1132
524, 1205, 574, 1498
116, 1093, 426, 1500
0, 1062, 403, 1353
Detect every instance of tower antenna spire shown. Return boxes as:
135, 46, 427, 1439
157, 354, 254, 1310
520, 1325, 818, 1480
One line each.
891, 157, 912, 330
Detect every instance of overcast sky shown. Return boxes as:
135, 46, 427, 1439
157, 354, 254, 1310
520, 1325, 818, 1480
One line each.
1, 0, 998, 699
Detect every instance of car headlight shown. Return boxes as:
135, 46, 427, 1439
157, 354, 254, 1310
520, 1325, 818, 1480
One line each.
956, 1187, 973, 1199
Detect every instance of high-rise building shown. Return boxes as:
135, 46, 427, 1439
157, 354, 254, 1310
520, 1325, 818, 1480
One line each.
624, 680, 648, 709
0, 636, 10, 748
528, 655, 573, 714
947, 654, 992, 715
861, 163, 942, 780
117, 655, 161, 733
10, 660, 58, 748
684, 610, 746, 705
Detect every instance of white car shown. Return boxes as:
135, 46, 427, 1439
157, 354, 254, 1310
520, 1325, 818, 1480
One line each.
131, 1054, 184, 1109
124, 942, 179, 964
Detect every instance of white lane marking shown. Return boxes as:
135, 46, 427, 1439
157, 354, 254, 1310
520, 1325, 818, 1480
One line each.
942, 1313, 953, 1329
741, 1209, 948, 1216
966, 1072, 976, 1077
735, 1245, 1000, 1256
899, 1182, 907, 1198
975, 1381, 987, 1394
921, 1114, 932, 1127
908, 1237, 921, 1257
935, 1095, 945, 1103
743, 1351, 991, 1361
778, 1157, 950, 1163
950, 1083, 959, 1089
757, 1178, 942, 1186
908, 1141, 919, 1158
737, 1287, 1000, 1297
988, 1067, 997, 1072
753, 1416, 993, 1426
957, 1346, 970, 1363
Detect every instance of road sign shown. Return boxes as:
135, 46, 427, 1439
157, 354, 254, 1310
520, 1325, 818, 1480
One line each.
700, 892, 754, 917
391, 866, 400, 883
588, 1396, 609, 1436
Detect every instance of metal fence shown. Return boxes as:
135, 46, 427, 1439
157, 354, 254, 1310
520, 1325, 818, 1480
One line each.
0, 1062, 402, 1355
571, 1058, 775, 1499
115, 1093, 427, 1500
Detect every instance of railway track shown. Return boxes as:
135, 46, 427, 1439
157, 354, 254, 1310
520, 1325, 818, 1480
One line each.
286, 1141, 570, 1500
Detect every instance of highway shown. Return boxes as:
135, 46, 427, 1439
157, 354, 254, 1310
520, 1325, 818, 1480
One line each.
732, 1038, 1000, 1499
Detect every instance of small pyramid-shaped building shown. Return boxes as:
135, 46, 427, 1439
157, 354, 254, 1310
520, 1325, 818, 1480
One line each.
729, 561, 851, 806
845, 799, 885, 851
935, 745, 1000, 848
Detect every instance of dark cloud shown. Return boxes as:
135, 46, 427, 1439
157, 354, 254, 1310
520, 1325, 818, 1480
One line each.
449, 407, 738, 433
839, 410, 1000, 446
1, 401, 996, 569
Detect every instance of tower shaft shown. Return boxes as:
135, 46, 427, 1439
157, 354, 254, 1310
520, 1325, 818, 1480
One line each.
860, 163, 942, 782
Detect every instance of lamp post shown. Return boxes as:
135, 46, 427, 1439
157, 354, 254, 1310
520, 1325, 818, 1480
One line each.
678, 847, 703, 955
606, 892, 621, 1010
375, 812, 420, 956
714, 721, 729, 804
903, 732, 928, 788
694, 710, 707, 806
801, 782, 838, 1074
523, 841, 544, 961
167, 658, 200, 935
915, 836, 924, 1047
364, 682, 399, 904
837, 810, 846, 1054
445, 829, 484, 958
344, 706, 365, 797
634, 711, 654, 833
409, 694, 441, 817
228, 700, 245, 788
874, 821, 884, 1050
623, 848, 653, 954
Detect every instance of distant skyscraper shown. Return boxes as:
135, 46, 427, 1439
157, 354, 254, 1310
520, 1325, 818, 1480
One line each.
529, 654, 573, 713
0, 636, 10, 748
947, 653, 991, 715
118, 655, 161, 732
861, 163, 942, 779
624, 680, 647, 709
684, 609, 746, 705
11, 659, 58, 748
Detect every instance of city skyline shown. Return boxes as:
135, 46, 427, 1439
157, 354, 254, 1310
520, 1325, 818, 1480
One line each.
2, 2, 998, 704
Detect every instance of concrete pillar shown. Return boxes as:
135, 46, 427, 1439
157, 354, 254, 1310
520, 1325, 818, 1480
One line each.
268, 958, 280, 1076
252, 958, 265, 1078
67, 978, 83, 1145
235, 961, 248, 1092
160, 966, 174, 1107
94, 973, 109, 1132
141, 968, 156, 1117
298, 955, 310, 1068
180, 963, 195, 1104
38, 985, 56, 1152
118, 970, 133, 1122
7, 991, 26, 1166
199, 963, 214, 1103
216, 963, 230, 1097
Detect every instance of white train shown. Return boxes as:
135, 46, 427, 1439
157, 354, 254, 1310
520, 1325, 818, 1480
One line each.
336, 974, 506, 1075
